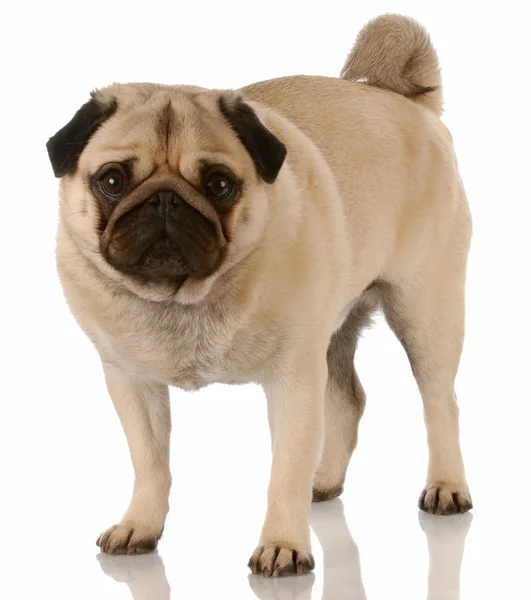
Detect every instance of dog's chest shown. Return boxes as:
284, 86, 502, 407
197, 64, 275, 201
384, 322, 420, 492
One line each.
96, 301, 275, 390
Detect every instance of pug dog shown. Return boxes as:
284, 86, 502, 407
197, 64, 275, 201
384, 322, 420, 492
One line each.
47, 14, 473, 577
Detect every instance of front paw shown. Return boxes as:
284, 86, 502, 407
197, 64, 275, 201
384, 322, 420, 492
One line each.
248, 543, 315, 577
96, 522, 163, 555
419, 482, 473, 515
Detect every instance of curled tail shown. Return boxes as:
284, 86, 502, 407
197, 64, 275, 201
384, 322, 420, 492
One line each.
341, 14, 443, 116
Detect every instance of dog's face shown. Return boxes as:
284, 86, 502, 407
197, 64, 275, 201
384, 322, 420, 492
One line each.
48, 83, 286, 302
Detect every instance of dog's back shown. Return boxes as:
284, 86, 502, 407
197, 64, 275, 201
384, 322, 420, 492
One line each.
242, 15, 468, 284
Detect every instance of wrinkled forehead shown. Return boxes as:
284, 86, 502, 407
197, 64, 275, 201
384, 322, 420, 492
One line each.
79, 87, 247, 178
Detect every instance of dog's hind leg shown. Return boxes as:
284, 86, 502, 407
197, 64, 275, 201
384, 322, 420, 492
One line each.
380, 216, 473, 514
312, 298, 373, 502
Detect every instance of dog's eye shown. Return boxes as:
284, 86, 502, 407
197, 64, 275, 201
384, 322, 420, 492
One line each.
205, 173, 233, 200
99, 169, 126, 197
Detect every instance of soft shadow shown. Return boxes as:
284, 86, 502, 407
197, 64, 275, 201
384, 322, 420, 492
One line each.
419, 510, 473, 600
248, 498, 366, 600
97, 551, 171, 600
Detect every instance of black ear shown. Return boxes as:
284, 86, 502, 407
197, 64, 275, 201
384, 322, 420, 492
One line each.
218, 96, 286, 184
46, 97, 117, 178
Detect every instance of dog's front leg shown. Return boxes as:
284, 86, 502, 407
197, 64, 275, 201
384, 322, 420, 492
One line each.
249, 350, 327, 577
96, 362, 172, 555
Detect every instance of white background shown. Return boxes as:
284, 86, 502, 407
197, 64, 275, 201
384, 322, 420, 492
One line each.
1, 1, 530, 599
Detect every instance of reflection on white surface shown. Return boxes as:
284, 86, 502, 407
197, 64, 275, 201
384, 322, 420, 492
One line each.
249, 570, 316, 600
96, 499, 472, 600
419, 511, 473, 600
310, 500, 367, 600
97, 552, 171, 599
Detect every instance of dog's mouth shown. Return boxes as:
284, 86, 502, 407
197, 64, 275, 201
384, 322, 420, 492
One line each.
99, 180, 227, 283
132, 236, 192, 279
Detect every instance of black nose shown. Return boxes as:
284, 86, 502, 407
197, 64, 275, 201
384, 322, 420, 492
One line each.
147, 190, 182, 215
